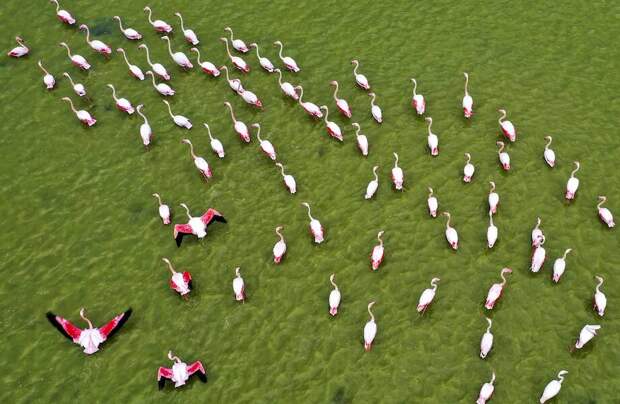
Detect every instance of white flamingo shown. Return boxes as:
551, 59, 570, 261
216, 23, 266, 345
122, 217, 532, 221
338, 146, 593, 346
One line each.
593, 276, 606, 316
352, 123, 369, 156
487, 211, 498, 249
365, 166, 379, 200
272, 226, 287, 264
328, 274, 341, 316
543, 136, 556, 167
50, 0, 75, 25
565, 161, 580, 200
219, 66, 243, 92
163, 100, 191, 129
232, 267, 245, 302
463, 72, 473, 118
37, 60, 55, 90
410, 78, 426, 115
530, 235, 546, 273
417, 278, 440, 313
61, 97, 96, 126
370, 230, 385, 271
221, 38, 249, 73
7, 36, 29, 58
425, 117, 439, 156
485, 268, 512, 310
116, 48, 144, 80
274, 68, 298, 100
79, 24, 111, 57
363, 301, 377, 351
152, 193, 170, 224
330, 81, 352, 118
237, 88, 263, 109
107, 84, 134, 114
136, 105, 152, 148
368, 92, 383, 123
144, 6, 172, 33
391, 152, 404, 190
597, 196, 615, 228
295, 86, 323, 118
274, 40, 300, 72
113, 16, 142, 40
175, 12, 199, 45
476, 371, 495, 404
532, 217, 544, 246
146, 71, 175, 96
250, 43, 274, 72
139, 44, 170, 80
552, 249, 572, 283
351, 59, 370, 90
302, 202, 324, 244
162, 36, 193, 69
539, 370, 568, 403
496, 141, 511, 170
443, 212, 458, 250
488, 182, 499, 214
59, 42, 90, 70
427, 187, 438, 217
181, 139, 211, 179
319, 105, 343, 141
190, 48, 220, 77
276, 163, 296, 194
62, 72, 86, 97
498, 109, 516, 142
225, 27, 249, 53
479, 317, 494, 359
573, 324, 601, 350
252, 123, 276, 160
203, 123, 225, 158
224, 101, 250, 142
463, 153, 475, 182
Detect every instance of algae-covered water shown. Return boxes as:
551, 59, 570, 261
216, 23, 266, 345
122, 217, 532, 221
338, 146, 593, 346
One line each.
1, 0, 619, 402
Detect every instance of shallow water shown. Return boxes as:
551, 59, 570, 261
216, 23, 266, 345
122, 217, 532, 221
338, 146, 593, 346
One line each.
1, 0, 619, 402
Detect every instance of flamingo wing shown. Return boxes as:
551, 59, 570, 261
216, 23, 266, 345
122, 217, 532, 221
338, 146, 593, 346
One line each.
200, 208, 227, 226
46, 312, 82, 342
98, 308, 132, 340
187, 361, 208, 383
157, 366, 174, 390
174, 223, 193, 247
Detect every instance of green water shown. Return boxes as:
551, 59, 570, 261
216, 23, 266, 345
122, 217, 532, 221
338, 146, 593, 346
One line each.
1, 0, 619, 402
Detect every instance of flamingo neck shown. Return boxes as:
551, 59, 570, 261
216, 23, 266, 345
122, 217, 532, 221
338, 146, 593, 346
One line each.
83, 26, 91, 43
164, 37, 173, 56
322, 107, 329, 122
181, 204, 191, 219
498, 110, 506, 123
164, 101, 174, 117
276, 228, 284, 242
62, 44, 72, 58
486, 318, 492, 333
562, 249, 571, 259
428, 188, 433, 198
490, 372, 496, 385
370, 94, 376, 105
330, 276, 338, 290
119, 50, 130, 66
64, 98, 77, 113
304, 204, 313, 221
570, 163, 580, 177
193, 49, 202, 64
223, 40, 232, 58
204, 124, 213, 140
187, 143, 197, 159
297, 87, 304, 103
177, 15, 185, 31
545, 136, 552, 149
466, 154, 471, 164
393, 153, 399, 168
426, 119, 433, 135
109, 85, 117, 100
225, 104, 236, 122
116, 17, 125, 31
52, 0, 60, 12
597, 197, 606, 209
367, 304, 375, 322
148, 72, 157, 87
38, 61, 48, 74
464, 73, 469, 96
276, 69, 283, 85
277, 164, 285, 177
145, 8, 154, 24
142, 47, 153, 65
254, 45, 261, 58
497, 143, 504, 154
352, 61, 359, 75
153, 193, 162, 205
444, 214, 451, 228
332, 82, 339, 100
373, 167, 378, 181
412, 79, 417, 96
535, 217, 541, 230
277, 42, 284, 59
80, 311, 94, 329
596, 277, 603, 292
489, 213, 494, 226
490, 182, 495, 193
353, 124, 360, 137
164, 259, 176, 275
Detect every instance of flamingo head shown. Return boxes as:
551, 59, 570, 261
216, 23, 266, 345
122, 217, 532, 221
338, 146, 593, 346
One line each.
219, 37, 227, 42
273, 40, 282, 45
330, 80, 338, 86
79, 24, 88, 30
138, 44, 146, 49
174, 12, 181, 17
113, 15, 120, 21
143, 6, 151, 12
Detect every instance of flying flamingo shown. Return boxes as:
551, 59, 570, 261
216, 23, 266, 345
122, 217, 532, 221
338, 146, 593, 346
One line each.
232, 267, 245, 302
463, 72, 473, 118
368, 92, 383, 123
488, 182, 499, 214
61, 97, 96, 126
116, 48, 144, 80
274, 68, 298, 100
410, 78, 426, 115
162, 36, 193, 69
302, 202, 324, 243
190, 48, 220, 77
565, 161, 581, 200
391, 152, 404, 190
62, 72, 87, 97
427, 187, 438, 217
370, 230, 385, 271
46, 307, 132, 354
329, 81, 352, 118
543, 136, 555, 167
552, 249, 572, 283
59, 42, 90, 70
295, 86, 323, 119
252, 123, 276, 160
351, 59, 370, 90
417, 278, 440, 313
425, 117, 439, 156
319, 105, 343, 141
136, 105, 152, 148
173, 203, 226, 247
49, 0, 75, 25
479, 317, 494, 359
442, 212, 458, 250
79, 24, 111, 57
484, 268, 512, 310
352, 123, 369, 156
496, 141, 511, 170
487, 211, 498, 248
237, 88, 263, 109
139, 44, 170, 80
463, 153, 475, 182
106, 84, 134, 114
220, 38, 249, 73
7, 36, 29, 58
539, 370, 568, 403
220, 66, 243, 92
365, 166, 379, 200
163, 100, 191, 129
273, 40, 300, 72
152, 193, 170, 224
531, 217, 544, 246
203, 123, 225, 158
597, 196, 615, 228
175, 12, 199, 45
181, 139, 211, 180
113, 16, 142, 40
497, 109, 516, 142
272, 226, 287, 264
363, 301, 377, 351
161, 258, 192, 299
144, 6, 172, 33
157, 351, 206, 389
530, 235, 546, 273
250, 43, 274, 72
476, 371, 495, 404
224, 101, 250, 142
328, 274, 341, 316
573, 324, 601, 350
225, 27, 249, 53
37, 61, 55, 90
146, 71, 175, 96
276, 163, 296, 194
593, 276, 606, 316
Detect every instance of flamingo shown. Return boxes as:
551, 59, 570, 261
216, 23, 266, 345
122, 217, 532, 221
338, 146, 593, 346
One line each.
144, 6, 172, 33
593, 276, 606, 316
479, 317, 494, 359
276, 163, 296, 194
328, 274, 341, 316
539, 370, 568, 403
274, 68, 298, 100
484, 268, 512, 310
7, 36, 29, 58
273, 40, 300, 72
62, 72, 87, 97
425, 117, 439, 156
252, 123, 276, 160
487, 211, 498, 248
498, 109, 516, 142
223, 102, 250, 142
157, 351, 206, 389
302, 202, 324, 244
368, 92, 383, 123
351, 59, 370, 90
597, 196, 615, 228
181, 139, 211, 179
530, 235, 546, 273
410, 78, 426, 115
139, 44, 170, 80
161, 36, 193, 69
442, 212, 458, 250
370, 230, 385, 271
152, 193, 170, 225
427, 187, 438, 217
391, 152, 404, 190
173, 203, 226, 247
220, 66, 244, 92
552, 249, 573, 283
476, 371, 495, 404
161, 258, 191, 299
113, 16, 142, 40
543, 136, 555, 167
175, 12, 199, 45
329, 81, 352, 118
225, 27, 249, 53
365, 166, 379, 200
106, 84, 134, 114
250, 43, 274, 72
203, 123, 225, 158
116, 48, 144, 80
190, 48, 220, 77
61, 97, 96, 126
37, 61, 55, 90
295, 86, 323, 118
532, 217, 544, 246
565, 161, 581, 200
494, 142, 511, 171
272, 226, 287, 264
79, 24, 111, 57
352, 123, 369, 156
146, 71, 175, 96
417, 278, 440, 313
573, 324, 601, 350
488, 182, 499, 214
363, 301, 377, 351
232, 267, 245, 302
220, 38, 249, 73
163, 100, 191, 129
237, 88, 263, 109
463, 153, 475, 182
59, 42, 90, 70
319, 106, 343, 141
137, 105, 153, 148
49, 0, 75, 25
463, 72, 473, 118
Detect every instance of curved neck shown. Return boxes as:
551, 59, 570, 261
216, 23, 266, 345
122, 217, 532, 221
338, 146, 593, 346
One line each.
142, 46, 153, 65
411, 78, 417, 96
185, 141, 197, 159
168, 351, 181, 363
377, 231, 384, 246
82, 26, 91, 43
303, 203, 314, 221
296, 87, 304, 103
596, 276, 603, 292
177, 14, 185, 31
321, 106, 329, 123
38, 61, 49, 74
63, 73, 75, 86
367, 303, 375, 322
597, 197, 606, 209
369, 93, 376, 105
108, 85, 118, 100
63, 98, 77, 113
193, 48, 202, 64
253, 44, 261, 58
330, 274, 338, 290
148, 72, 157, 87
225, 103, 236, 122
180, 203, 191, 219
486, 318, 492, 333
570, 162, 580, 177
444, 213, 451, 228
489, 211, 494, 226
498, 110, 506, 123
145, 8, 154, 24
164, 101, 174, 117
227, 29, 235, 42
163, 37, 173, 56
162, 258, 176, 274
235, 267, 241, 278
277, 164, 285, 177
61, 44, 72, 58
116, 17, 125, 31
275, 227, 284, 242
152, 193, 162, 206
393, 153, 399, 168
464, 73, 469, 96
489, 182, 495, 193
137, 106, 148, 123
373, 166, 378, 181
428, 187, 433, 198
431, 279, 439, 289
222, 39, 232, 58
490, 372, 496, 385
497, 142, 504, 154
80, 310, 94, 329
52, 0, 60, 12
545, 136, 552, 149
332, 82, 339, 99
500, 269, 510, 285
204, 124, 214, 140
352, 61, 359, 75
353, 124, 361, 137
275, 69, 283, 85
276, 42, 284, 59
16, 37, 26, 47
255, 126, 263, 142
534, 217, 541, 230
465, 153, 471, 164
118, 49, 131, 66
426, 118, 433, 135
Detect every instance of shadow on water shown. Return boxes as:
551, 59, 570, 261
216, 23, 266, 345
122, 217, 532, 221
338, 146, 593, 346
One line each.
332, 387, 350, 404
90, 18, 114, 36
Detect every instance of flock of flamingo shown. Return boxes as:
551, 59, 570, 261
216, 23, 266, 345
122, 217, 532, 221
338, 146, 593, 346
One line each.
8, 1, 616, 400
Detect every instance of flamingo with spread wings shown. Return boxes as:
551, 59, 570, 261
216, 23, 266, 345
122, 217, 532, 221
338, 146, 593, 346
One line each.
158, 351, 207, 389
173, 204, 226, 247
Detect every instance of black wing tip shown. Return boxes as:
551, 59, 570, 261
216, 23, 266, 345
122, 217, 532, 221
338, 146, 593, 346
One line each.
175, 233, 183, 247
158, 378, 166, 390
46, 311, 73, 341
216, 215, 227, 224
106, 308, 132, 340
197, 372, 207, 383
